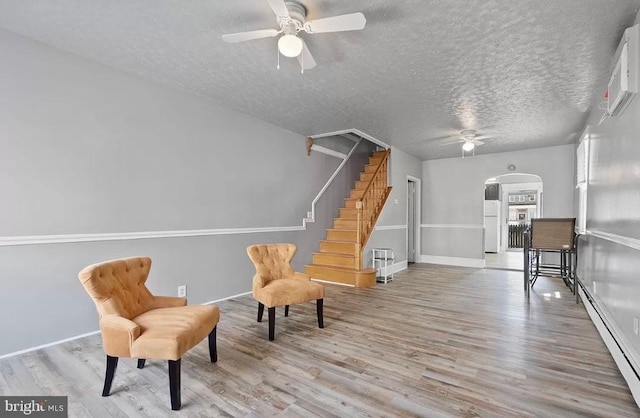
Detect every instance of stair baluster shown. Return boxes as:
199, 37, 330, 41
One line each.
356, 149, 391, 269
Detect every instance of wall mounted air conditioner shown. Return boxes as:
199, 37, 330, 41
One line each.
607, 24, 639, 117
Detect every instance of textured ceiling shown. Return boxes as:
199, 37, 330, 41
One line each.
1, 0, 639, 159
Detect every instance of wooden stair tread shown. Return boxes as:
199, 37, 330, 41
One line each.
320, 240, 358, 247
305, 264, 375, 273
333, 218, 357, 228
305, 264, 377, 287
343, 198, 358, 208
313, 251, 355, 258
319, 240, 358, 256
354, 180, 369, 189
321, 239, 357, 244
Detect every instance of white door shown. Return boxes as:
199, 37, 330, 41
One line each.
407, 180, 416, 263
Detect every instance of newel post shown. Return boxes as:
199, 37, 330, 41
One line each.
306, 137, 314, 156
356, 200, 363, 269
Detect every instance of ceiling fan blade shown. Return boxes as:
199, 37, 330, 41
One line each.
304, 12, 366, 33
221, 29, 280, 43
428, 134, 457, 142
439, 139, 463, 146
297, 40, 316, 70
266, 0, 289, 18
473, 140, 485, 145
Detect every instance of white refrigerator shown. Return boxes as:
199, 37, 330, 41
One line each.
484, 200, 500, 253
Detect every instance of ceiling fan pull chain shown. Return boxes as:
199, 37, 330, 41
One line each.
277, 45, 280, 69
301, 52, 304, 74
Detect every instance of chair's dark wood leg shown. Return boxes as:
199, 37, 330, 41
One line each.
102, 355, 118, 396
284, 305, 289, 317
137, 359, 146, 369
268, 307, 275, 341
208, 326, 218, 363
168, 359, 181, 411
257, 302, 264, 322
317, 299, 324, 328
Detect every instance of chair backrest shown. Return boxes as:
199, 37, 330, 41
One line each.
78, 257, 155, 320
246, 243, 297, 283
530, 218, 576, 250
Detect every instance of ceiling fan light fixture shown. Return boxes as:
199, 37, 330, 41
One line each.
278, 34, 303, 57
462, 141, 475, 152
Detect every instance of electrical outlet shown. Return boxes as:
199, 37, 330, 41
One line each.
178, 285, 187, 298
634, 317, 639, 336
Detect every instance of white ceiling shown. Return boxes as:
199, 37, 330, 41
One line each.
1, 0, 639, 160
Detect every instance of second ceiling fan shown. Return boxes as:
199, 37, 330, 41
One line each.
458, 130, 486, 152
222, 0, 366, 72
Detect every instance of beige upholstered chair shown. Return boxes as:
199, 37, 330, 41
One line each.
78, 257, 220, 411
246, 243, 325, 340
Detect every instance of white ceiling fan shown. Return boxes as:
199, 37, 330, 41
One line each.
436, 129, 492, 151
434, 129, 493, 156
221, 0, 366, 72
458, 130, 485, 152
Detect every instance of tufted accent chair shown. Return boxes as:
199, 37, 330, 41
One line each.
247, 244, 324, 340
78, 257, 220, 410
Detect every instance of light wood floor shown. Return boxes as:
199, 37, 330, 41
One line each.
484, 249, 524, 271
1, 264, 638, 417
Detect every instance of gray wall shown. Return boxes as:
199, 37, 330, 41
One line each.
363, 146, 422, 268
577, 10, 640, 368
421, 145, 575, 261
0, 29, 338, 235
0, 29, 366, 356
313, 136, 357, 156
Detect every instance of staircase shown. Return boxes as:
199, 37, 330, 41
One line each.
305, 149, 392, 287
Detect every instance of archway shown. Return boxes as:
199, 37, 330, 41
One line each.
483, 173, 543, 270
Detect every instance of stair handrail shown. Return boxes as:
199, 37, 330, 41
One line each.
359, 149, 390, 202
303, 138, 362, 227
355, 149, 391, 269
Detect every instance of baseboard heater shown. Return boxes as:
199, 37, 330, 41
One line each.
577, 277, 640, 407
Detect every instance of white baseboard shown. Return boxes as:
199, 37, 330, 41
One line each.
393, 260, 408, 274
0, 290, 253, 360
202, 291, 252, 306
579, 286, 640, 407
418, 255, 485, 268
0, 330, 101, 360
